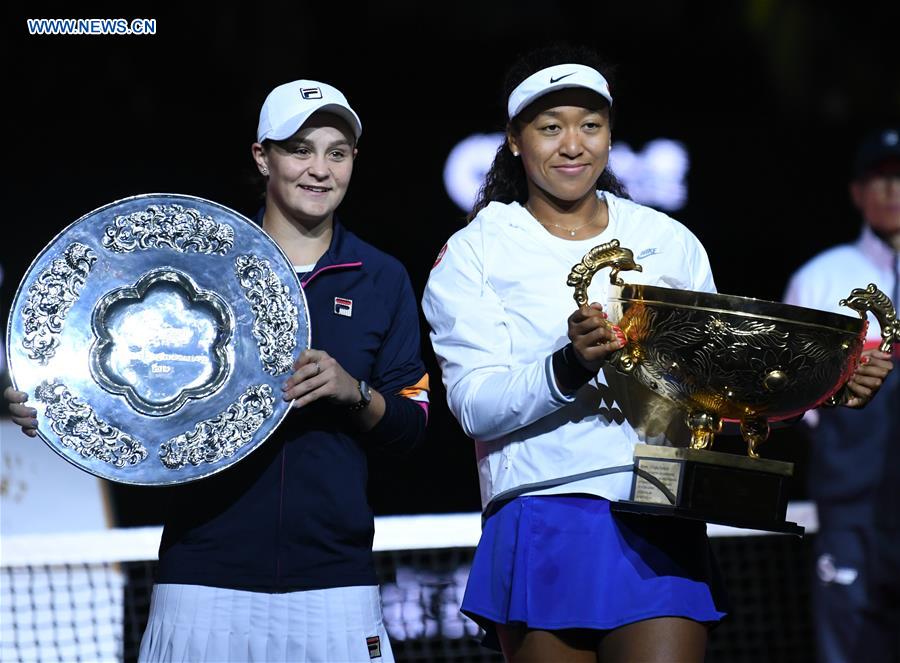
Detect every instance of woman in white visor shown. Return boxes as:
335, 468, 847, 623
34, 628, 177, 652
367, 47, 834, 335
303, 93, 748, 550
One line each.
424, 44, 727, 663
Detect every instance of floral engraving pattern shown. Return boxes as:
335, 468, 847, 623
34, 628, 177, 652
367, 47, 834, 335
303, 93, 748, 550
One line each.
234, 255, 299, 375
158, 384, 275, 469
620, 304, 856, 419
34, 380, 148, 467
22, 242, 97, 364
102, 204, 234, 254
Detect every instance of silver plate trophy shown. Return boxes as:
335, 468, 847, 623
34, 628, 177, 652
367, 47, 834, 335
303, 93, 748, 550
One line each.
6, 193, 310, 485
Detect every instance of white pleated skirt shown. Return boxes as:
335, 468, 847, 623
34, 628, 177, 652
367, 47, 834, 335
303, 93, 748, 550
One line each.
138, 583, 394, 663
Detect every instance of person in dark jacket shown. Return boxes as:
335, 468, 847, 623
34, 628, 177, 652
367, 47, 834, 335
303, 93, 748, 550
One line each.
5, 79, 429, 663
783, 127, 898, 663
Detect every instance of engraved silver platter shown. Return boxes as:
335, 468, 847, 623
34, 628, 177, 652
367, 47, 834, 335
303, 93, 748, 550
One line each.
6, 193, 310, 485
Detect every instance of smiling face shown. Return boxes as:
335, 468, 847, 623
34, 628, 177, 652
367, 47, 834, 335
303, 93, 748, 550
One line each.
253, 111, 356, 227
507, 88, 611, 207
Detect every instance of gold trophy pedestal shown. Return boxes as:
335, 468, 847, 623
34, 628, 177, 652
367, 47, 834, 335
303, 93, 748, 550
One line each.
611, 444, 803, 535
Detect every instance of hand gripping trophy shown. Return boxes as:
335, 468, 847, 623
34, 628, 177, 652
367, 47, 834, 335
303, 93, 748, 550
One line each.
568, 239, 899, 534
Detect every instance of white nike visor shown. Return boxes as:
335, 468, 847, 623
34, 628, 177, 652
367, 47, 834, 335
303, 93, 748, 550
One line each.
507, 63, 613, 120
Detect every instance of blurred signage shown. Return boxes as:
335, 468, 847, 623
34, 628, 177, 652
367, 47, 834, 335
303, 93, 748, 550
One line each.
444, 133, 689, 213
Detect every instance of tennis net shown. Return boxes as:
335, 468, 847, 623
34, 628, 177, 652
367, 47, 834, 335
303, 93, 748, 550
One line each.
1, 505, 818, 663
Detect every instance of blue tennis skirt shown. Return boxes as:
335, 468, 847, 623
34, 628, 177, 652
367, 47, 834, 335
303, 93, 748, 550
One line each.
461, 494, 729, 648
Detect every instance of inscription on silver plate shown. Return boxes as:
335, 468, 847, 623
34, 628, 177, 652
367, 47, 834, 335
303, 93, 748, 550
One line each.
102, 204, 235, 254
34, 380, 148, 467
90, 269, 234, 416
235, 255, 299, 375
22, 242, 97, 364
158, 384, 276, 469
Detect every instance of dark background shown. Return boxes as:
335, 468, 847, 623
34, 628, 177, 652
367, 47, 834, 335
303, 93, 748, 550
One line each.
3, 3, 899, 525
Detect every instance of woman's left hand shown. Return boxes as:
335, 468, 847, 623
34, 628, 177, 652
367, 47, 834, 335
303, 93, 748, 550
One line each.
282, 349, 361, 408
842, 349, 893, 408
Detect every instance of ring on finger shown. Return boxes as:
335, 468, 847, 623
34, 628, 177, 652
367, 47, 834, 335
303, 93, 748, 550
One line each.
314, 361, 321, 376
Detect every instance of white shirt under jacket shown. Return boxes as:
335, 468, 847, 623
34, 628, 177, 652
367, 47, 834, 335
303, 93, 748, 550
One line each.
422, 192, 717, 510
784, 225, 899, 340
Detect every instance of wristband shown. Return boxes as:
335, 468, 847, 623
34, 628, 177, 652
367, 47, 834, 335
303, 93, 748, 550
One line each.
552, 343, 596, 393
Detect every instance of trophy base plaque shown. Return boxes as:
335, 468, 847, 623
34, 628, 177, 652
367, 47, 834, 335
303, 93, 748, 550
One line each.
611, 443, 804, 535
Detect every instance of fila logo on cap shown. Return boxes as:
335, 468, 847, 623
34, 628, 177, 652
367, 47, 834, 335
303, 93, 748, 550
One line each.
301, 87, 323, 100
334, 297, 353, 317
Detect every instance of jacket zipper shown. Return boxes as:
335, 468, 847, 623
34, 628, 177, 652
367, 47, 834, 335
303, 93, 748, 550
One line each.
275, 445, 286, 587
275, 259, 363, 586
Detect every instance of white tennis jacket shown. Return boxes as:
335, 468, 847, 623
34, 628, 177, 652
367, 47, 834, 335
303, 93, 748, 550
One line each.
423, 192, 716, 510
784, 225, 899, 342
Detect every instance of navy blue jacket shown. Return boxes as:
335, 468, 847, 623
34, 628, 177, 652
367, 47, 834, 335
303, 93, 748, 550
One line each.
155, 218, 428, 591
808, 365, 899, 528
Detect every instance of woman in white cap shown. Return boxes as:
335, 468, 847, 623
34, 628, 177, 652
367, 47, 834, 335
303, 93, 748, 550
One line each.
5, 80, 430, 662
423, 45, 726, 662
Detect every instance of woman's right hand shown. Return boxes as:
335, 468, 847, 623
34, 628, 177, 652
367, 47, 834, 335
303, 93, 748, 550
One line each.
567, 303, 625, 373
3, 387, 39, 437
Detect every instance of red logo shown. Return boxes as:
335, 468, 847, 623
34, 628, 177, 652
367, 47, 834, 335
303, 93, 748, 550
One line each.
432, 243, 448, 269
366, 635, 382, 659
334, 297, 353, 317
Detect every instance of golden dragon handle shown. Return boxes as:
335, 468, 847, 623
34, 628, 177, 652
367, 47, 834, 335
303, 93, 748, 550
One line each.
826, 283, 899, 406
566, 239, 643, 308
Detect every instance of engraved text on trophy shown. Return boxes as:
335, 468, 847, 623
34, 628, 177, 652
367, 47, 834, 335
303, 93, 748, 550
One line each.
90, 269, 234, 416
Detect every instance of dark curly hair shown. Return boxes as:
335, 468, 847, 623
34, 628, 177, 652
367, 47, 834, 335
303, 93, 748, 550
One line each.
468, 43, 629, 222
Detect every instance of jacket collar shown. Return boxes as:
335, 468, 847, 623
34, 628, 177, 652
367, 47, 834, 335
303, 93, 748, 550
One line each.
856, 224, 899, 273
252, 207, 364, 284
318, 216, 362, 266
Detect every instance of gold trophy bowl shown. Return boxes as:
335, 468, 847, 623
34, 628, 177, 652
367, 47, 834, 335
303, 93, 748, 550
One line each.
569, 240, 899, 532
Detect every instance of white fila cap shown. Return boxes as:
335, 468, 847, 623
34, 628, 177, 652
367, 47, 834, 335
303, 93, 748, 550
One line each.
257, 80, 362, 143
507, 63, 613, 120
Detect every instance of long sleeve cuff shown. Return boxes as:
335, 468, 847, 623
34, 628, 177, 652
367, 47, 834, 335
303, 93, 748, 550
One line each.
549, 344, 595, 397
363, 393, 427, 455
